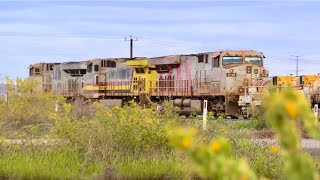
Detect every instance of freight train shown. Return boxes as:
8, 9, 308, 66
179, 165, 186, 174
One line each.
29, 50, 269, 118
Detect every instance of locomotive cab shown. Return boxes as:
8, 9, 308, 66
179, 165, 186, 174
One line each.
126, 59, 158, 95
217, 50, 269, 118
29, 62, 60, 92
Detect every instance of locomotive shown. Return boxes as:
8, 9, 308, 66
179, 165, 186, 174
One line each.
29, 50, 269, 118
271, 75, 320, 107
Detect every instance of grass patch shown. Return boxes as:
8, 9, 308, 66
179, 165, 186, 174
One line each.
228, 120, 259, 130
0, 147, 103, 179
233, 140, 284, 179
118, 154, 189, 179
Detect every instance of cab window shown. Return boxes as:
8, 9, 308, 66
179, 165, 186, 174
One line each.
222, 56, 242, 65
245, 57, 263, 65
135, 68, 145, 74
213, 57, 220, 67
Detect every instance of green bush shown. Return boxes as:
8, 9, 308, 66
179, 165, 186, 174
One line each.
0, 78, 64, 138
51, 101, 170, 160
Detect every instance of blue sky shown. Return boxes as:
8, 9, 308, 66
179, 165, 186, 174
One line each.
1, 0, 320, 80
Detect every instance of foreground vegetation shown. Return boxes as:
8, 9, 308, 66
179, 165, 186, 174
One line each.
0, 78, 319, 179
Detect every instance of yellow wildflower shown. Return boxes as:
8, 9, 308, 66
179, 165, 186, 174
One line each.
145, 118, 153, 124
285, 101, 297, 118
271, 145, 280, 154
210, 141, 221, 153
240, 175, 248, 180
182, 138, 191, 149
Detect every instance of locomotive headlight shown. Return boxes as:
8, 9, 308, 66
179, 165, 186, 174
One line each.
227, 69, 236, 77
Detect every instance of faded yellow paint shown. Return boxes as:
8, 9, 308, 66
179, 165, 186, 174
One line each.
103, 85, 131, 90
83, 85, 99, 91
302, 75, 320, 86
126, 59, 148, 66
126, 59, 158, 94
276, 76, 299, 87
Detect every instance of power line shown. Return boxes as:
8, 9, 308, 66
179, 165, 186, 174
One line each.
0, 31, 223, 52
139, 37, 188, 47
5, 32, 320, 66
0, 32, 142, 59
0, 32, 199, 58
141, 37, 208, 49
0, 32, 126, 39
268, 59, 320, 65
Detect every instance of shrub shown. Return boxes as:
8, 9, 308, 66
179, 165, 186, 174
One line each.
0, 78, 64, 138
51, 101, 170, 160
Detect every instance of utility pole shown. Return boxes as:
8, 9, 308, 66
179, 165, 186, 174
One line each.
295, 56, 299, 76
125, 35, 138, 59
291, 55, 303, 76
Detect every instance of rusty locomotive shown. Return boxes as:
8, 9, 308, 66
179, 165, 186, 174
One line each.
29, 50, 269, 118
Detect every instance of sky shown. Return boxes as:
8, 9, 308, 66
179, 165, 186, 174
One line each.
1, 0, 320, 80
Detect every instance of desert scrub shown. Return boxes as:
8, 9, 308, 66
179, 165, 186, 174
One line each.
0, 77, 64, 138
51, 101, 170, 161
94, 102, 170, 155
48, 101, 187, 179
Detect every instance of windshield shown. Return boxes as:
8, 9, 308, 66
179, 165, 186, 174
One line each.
245, 57, 263, 65
222, 56, 243, 65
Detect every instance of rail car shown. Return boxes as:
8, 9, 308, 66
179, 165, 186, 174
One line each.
270, 75, 320, 106
29, 50, 269, 118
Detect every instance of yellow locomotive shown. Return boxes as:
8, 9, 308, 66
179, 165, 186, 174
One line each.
271, 75, 320, 106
